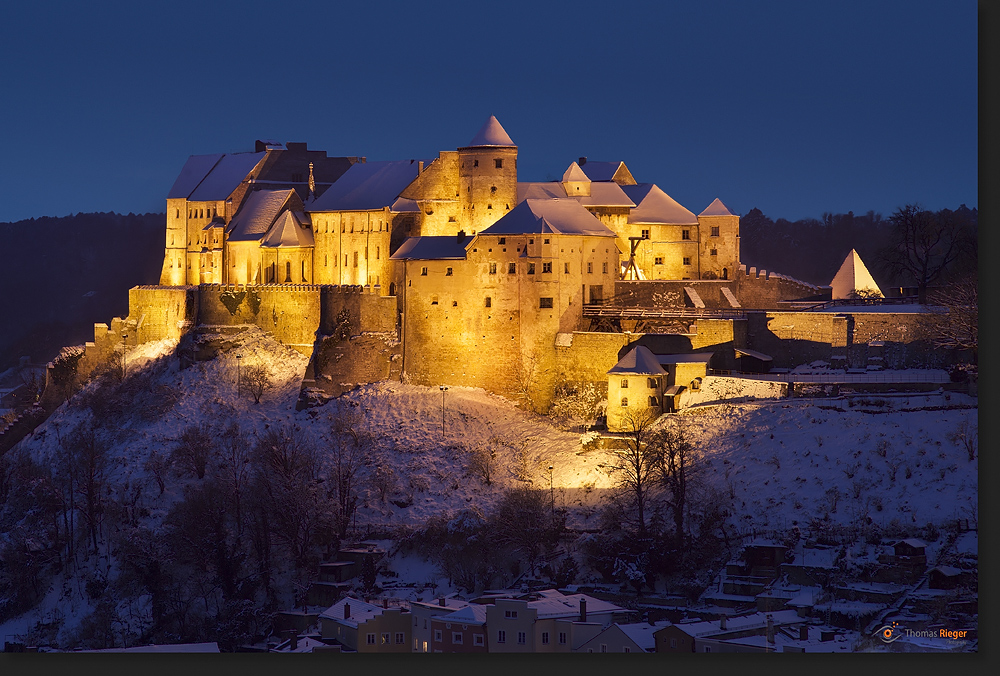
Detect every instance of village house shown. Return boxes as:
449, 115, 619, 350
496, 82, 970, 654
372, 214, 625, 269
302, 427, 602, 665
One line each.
429, 604, 489, 653
409, 597, 475, 653
318, 598, 411, 653
484, 590, 627, 653
575, 621, 670, 653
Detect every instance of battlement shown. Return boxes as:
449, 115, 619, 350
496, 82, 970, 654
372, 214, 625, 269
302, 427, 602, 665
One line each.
736, 264, 830, 308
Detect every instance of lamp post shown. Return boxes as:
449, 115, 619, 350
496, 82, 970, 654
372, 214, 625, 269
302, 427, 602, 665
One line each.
548, 465, 554, 519
236, 354, 242, 398
439, 385, 449, 436
121, 333, 128, 379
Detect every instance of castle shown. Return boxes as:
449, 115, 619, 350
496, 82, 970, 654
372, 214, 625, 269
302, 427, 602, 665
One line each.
84, 116, 947, 426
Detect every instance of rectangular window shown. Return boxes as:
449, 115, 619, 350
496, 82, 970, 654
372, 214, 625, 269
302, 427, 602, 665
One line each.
353, 251, 359, 267
446, 267, 453, 276
559, 633, 567, 645
485, 297, 492, 307
489, 262, 497, 274
649, 396, 658, 406
453, 632, 463, 644
541, 632, 549, 645
495, 158, 503, 168
504, 610, 518, 619
542, 262, 552, 273
540, 297, 553, 308
527, 263, 535, 275
621, 379, 628, 388
435, 630, 443, 642
529, 238, 534, 245
587, 262, 593, 274
624, 646, 631, 653
621, 397, 629, 407
474, 634, 484, 646
711, 226, 720, 237
497, 630, 506, 644
683, 257, 691, 266
499, 237, 506, 244
641, 229, 649, 239
377, 246, 380, 259
543, 238, 549, 244
508, 262, 516, 274
517, 632, 526, 645
710, 249, 718, 256
600, 644, 607, 653
395, 632, 404, 644
564, 262, 569, 274
421, 267, 428, 276
602, 262, 608, 274
431, 295, 439, 305
654, 257, 663, 265
648, 377, 659, 389
682, 229, 690, 240
367, 634, 376, 645
671, 638, 677, 649
381, 633, 390, 645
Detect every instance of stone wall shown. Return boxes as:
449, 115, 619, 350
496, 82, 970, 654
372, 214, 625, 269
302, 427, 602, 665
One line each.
736, 265, 830, 307
128, 286, 199, 344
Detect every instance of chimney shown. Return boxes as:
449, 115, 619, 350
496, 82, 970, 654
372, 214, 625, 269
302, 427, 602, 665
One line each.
579, 598, 587, 623
383, 598, 389, 609
457, 230, 466, 242
766, 614, 774, 645
578, 157, 587, 166
344, 602, 351, 619
439, 597, 446, 607
289, 632, 298, 651
418, 161, 424, 175
719, 615, 727, 630
799, 625, 809, 641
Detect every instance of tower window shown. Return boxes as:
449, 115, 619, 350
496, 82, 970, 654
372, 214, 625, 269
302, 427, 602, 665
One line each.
474, 159, 479, 167
446, 267, 453, 276
711, 249, 718, 256
621, 397, 629, 407
621, 379, 628, 388
683, 257, 691, 265
508, 262, 516, 274
285, 261, 292, 282
641, 229, 649, 239
542, 262, 552, 273
489, 262, 497, 274
354, 252, 359, 267
564, 263, 570, 274
649, 396, 659, 407
420, 266, 429, 276
648, 377, 659, 388
499, 237, 506, 244
602, 262, 608, 274
527, 263, 535, 275
495, 159, 503, 168
654, 257, 663, 265
485, 296, 492, 307
491, 186, 497, 193
587, 262, 593, 274
540, 297, 553, 308
682, 229, 690, 240
452, 300, 458, 307
377, 246, 380, 259
431, 295, 438, 305
543, 239, 549, 244
711, 226, 720, 236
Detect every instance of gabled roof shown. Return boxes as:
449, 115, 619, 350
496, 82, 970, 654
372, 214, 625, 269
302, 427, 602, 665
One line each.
435, 605, 488, 625
466, 115, 515, 147
168, 154, 224, 199
580, 161, 636, 185
188, 152, 268, 202
608, 346, 667, 375
226, 189, 298, 242
319, 598, 386, 629
262, 210, 314, 247
621, 184, 698, 225
699, 198, 738, 217
617, 622, 670, 651
526, 591, 624, 619
390, 197, 421, 213
562, 162, 590, 182
830, 249, 883, 299
479, 199, 618, 237
307, 160, 423, 212
390, 236, 473, 261
518, 181, 635, 207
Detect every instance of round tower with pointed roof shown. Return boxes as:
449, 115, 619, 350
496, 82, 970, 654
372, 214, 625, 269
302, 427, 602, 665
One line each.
458, 115, 518, 234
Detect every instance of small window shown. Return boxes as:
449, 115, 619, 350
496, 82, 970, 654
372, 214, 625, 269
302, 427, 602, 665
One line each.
621, 397, 629, 407
499, 237, 506, 244
453, 632, 463, 644
474, 634, 484, 646
285, 261, 292, 282
377, 246, 381, 259
542, 262, 552, 273
434, 630, 443, 642
381, 633, 390, 645
508, 262, 516, 274
543, 238, 549, 244
621, 379, 628, 388
704, 646, 712, 653
710, 249, 718, 256
495, 158, 503, 168
446, 267, 453, 276
491, 186, 497, 193
175, 209, 179, 218
540, 297, 553, 308
541, 632, 549, 645
600, 644, 607, 653
559, 633, 567, 645
683, 257, 691, 266
682, 229, 690, 240
474, 159, 479, 167
527, 263, 535, 275
504, 610, 518, 619
671, 638, 678, 649
353, 251, 359, 267
648, 377, 659, 388
517, 632, 526, 645
529, 239, 534, 245
421, 267, 428, 276
497, 630, 506, 643
489, 262, 497, 274
602, 262, 608, 274
711, 226, 720, 237
452, 300, 458, 307
649, 396, 658, 407
564, 263, 570, 274
485, 297, 492, 307
431, 295, 439, 305
641, 229, 649, 239
395, 632, 405, 644
654, 257, 663, 265
367, 634, 376, 645
587, 262, 593, 274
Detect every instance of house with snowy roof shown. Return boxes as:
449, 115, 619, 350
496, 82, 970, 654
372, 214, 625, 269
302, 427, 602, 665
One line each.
575, 621, 670, 653
429, 604, 489, 653
484, 589, 627, 653
409, 596, 476, 653
318, 597, 411, 653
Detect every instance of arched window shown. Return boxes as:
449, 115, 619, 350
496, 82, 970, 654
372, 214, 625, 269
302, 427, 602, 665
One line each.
621, 397, 629, 407
285, 261, 292, 282
722, 268, 728, 280
389, 282, 396, 296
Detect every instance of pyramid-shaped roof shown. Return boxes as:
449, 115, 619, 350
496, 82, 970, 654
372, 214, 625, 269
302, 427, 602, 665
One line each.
622, 184, 698, 225
562, 162, 590, 182
830, 249, 883, 299
262, 210, 314, 248
467, 115, 516, 147
607, 345, 667, 375
699, 198, 737, 217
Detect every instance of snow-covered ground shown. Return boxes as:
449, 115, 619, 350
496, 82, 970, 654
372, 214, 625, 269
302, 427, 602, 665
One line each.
0, 330, 978, 644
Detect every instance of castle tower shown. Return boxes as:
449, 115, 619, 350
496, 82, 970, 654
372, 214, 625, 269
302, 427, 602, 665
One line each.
697, 198, 740, 280
457, 115, 518, 234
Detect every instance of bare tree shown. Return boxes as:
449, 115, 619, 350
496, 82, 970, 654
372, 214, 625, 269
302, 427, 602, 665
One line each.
327, 410, 375, 538
242, 365, 271, 404
549, 383, 603, 431
603, 408, 660, 536
928, 275, 978, 359
880, 204, 962, 304
217, 422, 252, 534
513, 351, 541, 412
65, 424, 109, 554
651, 423, 700, 548
144, 451, 171, 495
489, 486, 562, 577
171, 423, 215, 480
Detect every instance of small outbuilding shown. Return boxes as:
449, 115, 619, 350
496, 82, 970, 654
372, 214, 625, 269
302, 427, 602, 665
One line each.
606, 346, 666, 431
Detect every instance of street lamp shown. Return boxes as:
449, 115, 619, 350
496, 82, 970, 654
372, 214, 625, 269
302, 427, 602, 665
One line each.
439, 386, 449, 436
121, 333, 128, 379
236, 354, 243, 398
548, 465, 554, 518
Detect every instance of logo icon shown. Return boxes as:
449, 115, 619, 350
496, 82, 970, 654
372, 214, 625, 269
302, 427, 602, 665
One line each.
875, 623, 901, 643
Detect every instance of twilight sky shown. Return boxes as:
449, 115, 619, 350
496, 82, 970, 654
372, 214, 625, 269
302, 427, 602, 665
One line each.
0, 0, 977, 224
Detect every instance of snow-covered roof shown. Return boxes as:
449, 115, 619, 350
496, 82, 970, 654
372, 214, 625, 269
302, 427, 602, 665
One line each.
735, 348, 773, 362
608, 346, 667, 375
656, 352, 715, 365
930, 565, 963, 577
262, 210, 314, 248
527, 591, 623, 619
189, 152, 267, 202
518, 181, 635, 207
672, 610, 802, 638
580, 161, 635, 184
227, 189, 297, 242
435, 605, 488, 625
390, 196, 421, 213
562, 162, 590, 182
479, 199, 618, 237
167, 154, 223, 199
830, 249, 884, 299
466, 115, 515, 147
621, 184, 699, 225
307, 160, 423, 212
319, 598, 387, 629
699, 198, 738, 217
270, 636, 329, 653
389, 236, 473, 261
894, 538, 928, 549
617, 622, 669, 651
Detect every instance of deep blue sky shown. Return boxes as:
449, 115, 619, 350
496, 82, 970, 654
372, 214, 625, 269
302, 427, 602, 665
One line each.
0, 0, 977, 223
